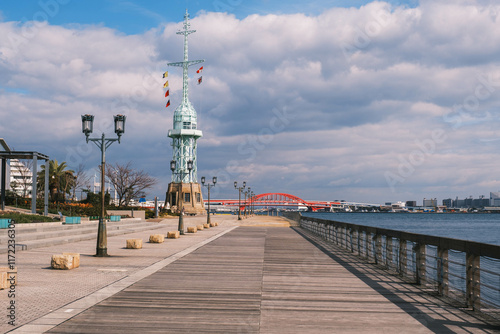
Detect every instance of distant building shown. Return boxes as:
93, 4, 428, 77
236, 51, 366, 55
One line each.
455, 197, 465, 208
443, 195, 490, 209
442, 198, 453, 207
490, 192, 500, 206
472, 196, 489, 208
406, 201, 417, 207
9, 159, 32, 197
423, 198, 437, 207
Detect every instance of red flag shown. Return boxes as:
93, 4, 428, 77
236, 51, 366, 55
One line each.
197, 66, 203, 73
165, 90, 169, 97
166, 100, 170, 107
197, 76, 202, 85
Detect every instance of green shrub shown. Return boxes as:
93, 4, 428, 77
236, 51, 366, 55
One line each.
0, 212, 56, 224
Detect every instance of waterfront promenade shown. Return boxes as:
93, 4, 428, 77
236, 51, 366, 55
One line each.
3, 215, 499, 333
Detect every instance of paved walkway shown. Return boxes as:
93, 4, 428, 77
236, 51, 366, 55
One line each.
2, 214, 244, 333
3, 215, 499, 333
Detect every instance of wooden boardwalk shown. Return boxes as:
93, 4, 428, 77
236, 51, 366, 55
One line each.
47, 226, 500, 333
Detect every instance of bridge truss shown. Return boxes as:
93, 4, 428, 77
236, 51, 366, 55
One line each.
209, 192, 342, 212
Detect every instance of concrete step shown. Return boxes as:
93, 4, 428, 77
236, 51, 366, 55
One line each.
0, 221, 160, 245
0, 218, 147, 234
0, 218, 154, 235
0, 221, 168, 253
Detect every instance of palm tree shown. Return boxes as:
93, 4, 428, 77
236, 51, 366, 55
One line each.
37, 160, 75, 202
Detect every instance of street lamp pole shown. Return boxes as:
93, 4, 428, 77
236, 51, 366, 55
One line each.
250, 191, 254, 215
171, 159, 192, 235
81, 114, 126, 257
234, 181, 246, 220
201, 176, 217, 225
244, 187, 250, 217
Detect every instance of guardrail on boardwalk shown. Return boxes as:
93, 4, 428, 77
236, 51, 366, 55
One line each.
286, 214, 500, 321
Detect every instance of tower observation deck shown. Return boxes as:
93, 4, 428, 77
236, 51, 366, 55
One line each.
165, 10, 205, 215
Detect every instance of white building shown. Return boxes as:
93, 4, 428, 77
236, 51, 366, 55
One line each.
9, 159, 33, 197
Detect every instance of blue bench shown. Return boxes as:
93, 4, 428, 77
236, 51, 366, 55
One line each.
64, 217, 81, 224
109, 215, 121, 222
0, 219, 11, 229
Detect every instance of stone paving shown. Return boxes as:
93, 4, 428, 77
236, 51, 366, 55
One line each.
0, 214, 254, 333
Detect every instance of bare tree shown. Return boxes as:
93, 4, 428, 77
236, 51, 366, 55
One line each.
72, 163, 91, 201
105, 162, 156, 207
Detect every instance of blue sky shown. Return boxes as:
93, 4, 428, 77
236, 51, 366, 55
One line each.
1, 0, 419, 34
1, 0, 500, 205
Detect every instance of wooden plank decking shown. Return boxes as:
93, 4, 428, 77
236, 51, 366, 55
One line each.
47, 226, 500, 333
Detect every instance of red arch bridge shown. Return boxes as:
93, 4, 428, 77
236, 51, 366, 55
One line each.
206, 193, 344, 212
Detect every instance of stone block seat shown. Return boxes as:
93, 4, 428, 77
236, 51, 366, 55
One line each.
149, 234, 165, 243
51, 254, 80, 270
0, 267, 17, 289
126, 239, 143, 249
167, 231, 180, 239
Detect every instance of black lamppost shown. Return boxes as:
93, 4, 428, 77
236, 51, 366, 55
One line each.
201, 176, 217, 225
234, 181, 246, 220
250, 191, 255, 215
81, 114, 126, 257
244, 187, 251, 217
170, 159, 192, 235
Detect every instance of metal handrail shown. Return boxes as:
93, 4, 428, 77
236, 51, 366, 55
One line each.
292, 215, 500, 320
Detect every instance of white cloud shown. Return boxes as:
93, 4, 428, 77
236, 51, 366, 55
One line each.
2, 1, 500, 203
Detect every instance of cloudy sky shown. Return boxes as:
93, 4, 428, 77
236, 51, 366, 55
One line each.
1, 0, 500, 205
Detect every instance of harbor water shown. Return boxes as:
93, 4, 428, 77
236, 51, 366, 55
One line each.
302, 212, 500, 246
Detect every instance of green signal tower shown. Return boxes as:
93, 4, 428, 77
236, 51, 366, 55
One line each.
165, 10, 205, 215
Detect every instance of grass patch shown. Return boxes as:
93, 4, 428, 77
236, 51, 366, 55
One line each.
0, 213, 57, 224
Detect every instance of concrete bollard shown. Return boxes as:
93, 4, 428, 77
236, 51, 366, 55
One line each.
149, 234, 165, 243
197, 225, 204, 230
126, 239, 143, 249
62, 253, 80, 268
51, 254, 75, 270
209, 222, 216, 227
203, 223, 210, 229
167, 231, 180, 239
187, 227, 197, 233
0, 267, 17, 288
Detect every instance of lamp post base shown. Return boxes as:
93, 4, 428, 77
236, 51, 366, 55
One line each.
165, 182, 205, 215
178, 214, 184, 235
95, 248, 109, 257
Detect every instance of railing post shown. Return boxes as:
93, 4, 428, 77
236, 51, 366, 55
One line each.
437, 247, 449, 296
415, 243, 426, 285
339, 226, 343, 248
356, 229, 361, 256
345, 227, 349, 250
399, 239, 407, 277
365, 232, 370, 261
342, 226, 346, 249
375, 234, 382, 265
349, 228, 354, 253
386, 237, 393, 269
466, 252, 481, 310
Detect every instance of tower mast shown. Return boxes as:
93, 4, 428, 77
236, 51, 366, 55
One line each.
165, 10, 205, 215
167, 9, 204, 183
